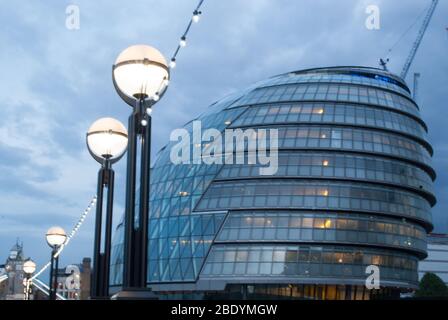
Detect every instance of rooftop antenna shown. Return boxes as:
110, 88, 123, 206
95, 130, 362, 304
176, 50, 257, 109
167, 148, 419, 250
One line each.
379, 58, 389, 71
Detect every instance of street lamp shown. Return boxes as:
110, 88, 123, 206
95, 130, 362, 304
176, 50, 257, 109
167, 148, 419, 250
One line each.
46, 226, 66, 300
23, 259, 36, 300
112, 44, 169, 290
86, 117, 128, 298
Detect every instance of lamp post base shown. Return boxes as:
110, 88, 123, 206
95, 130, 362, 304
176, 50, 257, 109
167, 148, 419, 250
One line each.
111, 288, 159, 300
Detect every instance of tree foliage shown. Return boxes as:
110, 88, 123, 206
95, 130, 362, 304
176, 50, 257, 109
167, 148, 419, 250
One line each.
415, 272, 448, 298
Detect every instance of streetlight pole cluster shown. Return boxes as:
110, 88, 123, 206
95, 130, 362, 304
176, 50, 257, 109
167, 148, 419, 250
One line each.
38, 45, 168, 301
26, 0, 205, 301
85, 45, 169, 298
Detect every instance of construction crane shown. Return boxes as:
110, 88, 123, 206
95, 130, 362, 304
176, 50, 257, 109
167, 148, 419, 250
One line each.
400, 0, 438, 79
379, 0, 438, 80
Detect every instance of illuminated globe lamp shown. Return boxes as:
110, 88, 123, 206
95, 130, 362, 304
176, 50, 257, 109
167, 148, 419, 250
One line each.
86, 117, 128, 164
46, 226, 67, 248
23, 259, 36, 300
46, 226, 66, 300
112, 45, 169, 295
112, 44, 169, 108
86, 117, 128, 299
23, 259, 36, 275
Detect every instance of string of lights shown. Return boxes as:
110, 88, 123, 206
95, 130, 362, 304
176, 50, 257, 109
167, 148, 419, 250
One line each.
145, 0, 206, 120
30, 195, 97, 281
168, 0, 205, 70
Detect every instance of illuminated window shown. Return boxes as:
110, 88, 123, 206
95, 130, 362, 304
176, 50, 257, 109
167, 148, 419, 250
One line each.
334, 253, 344, 263
317, 218, 332, 229
322, 160, 330, 166
371, 255, 381, 265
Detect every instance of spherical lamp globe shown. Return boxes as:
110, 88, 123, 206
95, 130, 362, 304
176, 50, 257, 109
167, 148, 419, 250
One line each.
86, 117, 128, 164
46, 226, 67, 248
23, 259, 36, 275
113, 44, 170, 106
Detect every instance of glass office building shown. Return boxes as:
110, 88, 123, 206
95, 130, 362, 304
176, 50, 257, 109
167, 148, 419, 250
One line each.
110, 66, 436, 299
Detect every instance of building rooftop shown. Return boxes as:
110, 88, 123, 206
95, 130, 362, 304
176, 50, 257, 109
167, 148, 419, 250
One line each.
427, 233, 448, 244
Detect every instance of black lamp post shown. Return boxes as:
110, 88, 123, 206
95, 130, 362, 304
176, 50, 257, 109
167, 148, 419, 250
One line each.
112, 45, 170, 291
46, 226, 66, 300
86, 117, 128, 298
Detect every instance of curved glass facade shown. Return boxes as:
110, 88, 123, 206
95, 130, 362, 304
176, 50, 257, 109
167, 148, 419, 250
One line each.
216, 211, 427, 255
269, 126, 432, 169
110, 66, 436, 299
196, 180, 432, 225
231, 82, 421, 119
201, 244, 418, 285
216, 152, 435, 198
231, 102, 428, 142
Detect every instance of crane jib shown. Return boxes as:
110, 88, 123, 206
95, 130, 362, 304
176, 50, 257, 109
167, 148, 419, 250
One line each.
400, 0, 439, 80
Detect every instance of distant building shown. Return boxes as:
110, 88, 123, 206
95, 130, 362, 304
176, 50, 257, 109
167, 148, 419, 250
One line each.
54, 257, 91, 300
80, 257, 91, 299
418, 233, 448, 285
0, 241, 27, 300
0, 264, 8, 298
